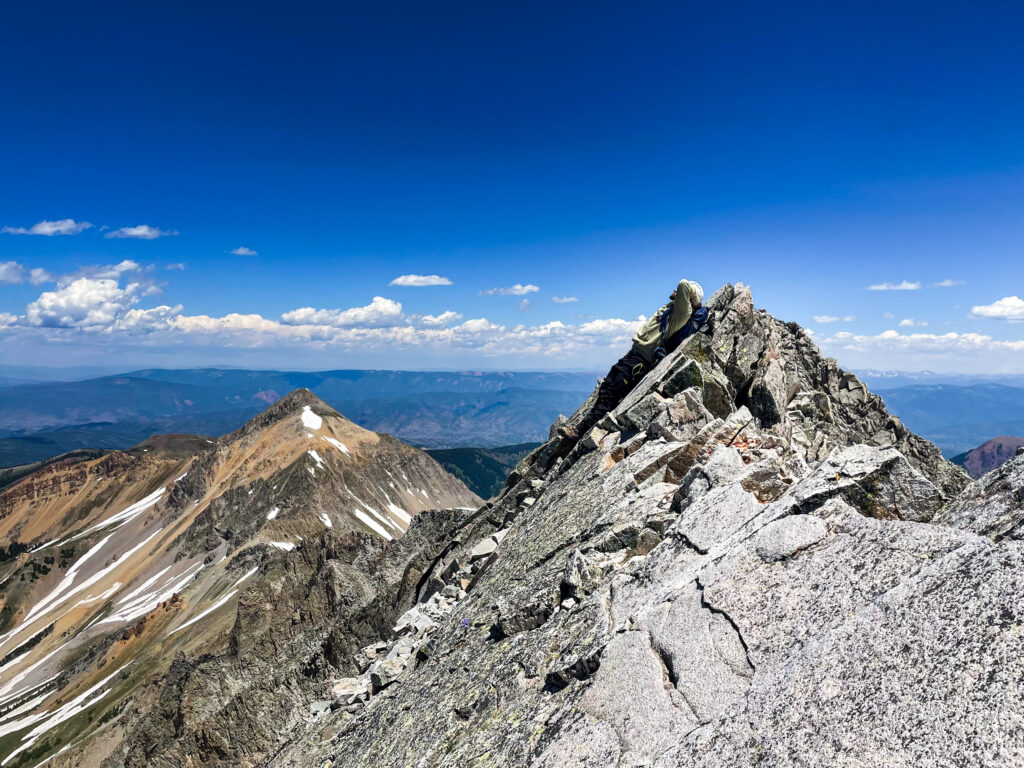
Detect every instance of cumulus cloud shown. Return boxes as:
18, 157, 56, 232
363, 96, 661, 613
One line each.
972, 296, 1024, 322
479, 284, 540, 296
0, 261, 24, 284
105, 225, 177, 240
821, 328, 1024, 354
552, 296, 578, 303
389, 274, 453, 287
231, 247, 258, 256
29, 268, 54, 285
2, 219, 93, 236
868, 280, 921, 291
5, 275, 644, 362
280, 296, 404, 327
934, 279, 964, 288
418, 311, 463, 327
898, 318, 928, 327
24, 278, 144, 328
73, 260, 142, 282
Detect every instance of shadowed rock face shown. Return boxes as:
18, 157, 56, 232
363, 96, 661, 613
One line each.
16, 285, 1024, 768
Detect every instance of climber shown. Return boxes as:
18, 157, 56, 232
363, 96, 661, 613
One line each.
557, 279, 706, 450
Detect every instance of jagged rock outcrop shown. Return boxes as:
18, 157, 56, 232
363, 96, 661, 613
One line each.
260, 284, 1024, 768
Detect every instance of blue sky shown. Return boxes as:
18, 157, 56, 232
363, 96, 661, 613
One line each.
1, 1, 1022, 372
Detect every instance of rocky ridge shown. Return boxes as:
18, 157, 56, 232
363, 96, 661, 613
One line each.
264, 284, 1024, 768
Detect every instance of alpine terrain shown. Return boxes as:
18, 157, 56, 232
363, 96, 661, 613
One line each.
0, 391, 479, 767
3, 284, 1024, 767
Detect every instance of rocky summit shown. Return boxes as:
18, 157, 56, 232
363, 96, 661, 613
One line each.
4, 283, 1024, 768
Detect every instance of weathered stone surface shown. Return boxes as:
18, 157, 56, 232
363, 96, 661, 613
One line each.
469, 536, 498, 560
935, 454, 1024, 539
753, 514, 828, 562
786, 444, 944, 522
659, 358, 704, 399
619, 391, 669, 431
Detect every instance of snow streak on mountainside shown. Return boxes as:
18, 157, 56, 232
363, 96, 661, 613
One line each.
0, 391, 477, 768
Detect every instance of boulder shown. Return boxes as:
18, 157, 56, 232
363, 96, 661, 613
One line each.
785, 444, 944, 522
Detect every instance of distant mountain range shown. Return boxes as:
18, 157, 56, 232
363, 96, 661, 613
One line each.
863, 383, 1024, 456
0, 368, 594, 467
3, 367, 1024, 467
855, 369, 1024, 389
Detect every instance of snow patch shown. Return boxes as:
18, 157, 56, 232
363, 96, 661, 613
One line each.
353, 510, 393, 541
300, 405, 322, 430
318, 512, 333, 529
266, 507, 280, 520
268, 541, 295, 552
386, 503, 412, 526
322, 436, 350, 455
70, 487, 165, 540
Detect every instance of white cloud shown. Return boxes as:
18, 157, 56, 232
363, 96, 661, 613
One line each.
972, 296, 1024, 322
0, 261, 24, 284
70, 260, 142, 282
231, 247, 258, 256
934, 279, 964, 288
552, 296, 578, 303
0, 312, 16, 327
24, 278, 144, 328
104, 225, 177, 240
1, 219, 93, 236
518, 299, 532, 312
868, 280, 921, 291
389, 274, 453, 287
817, 328, 1024, 371
418, 311, 463, 327
813, 315, 856, 324
898, 318, 928, 327
5, 275, 646, 362
280, 296, 404, 327
29, 268, 54, 285
883, 312, 896, 319
166, 263, 186, 270
479, 284, 540, 296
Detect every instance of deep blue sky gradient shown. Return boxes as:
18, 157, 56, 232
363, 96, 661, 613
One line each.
1, 1, 1022, 370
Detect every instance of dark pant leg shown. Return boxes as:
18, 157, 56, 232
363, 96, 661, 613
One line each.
579, 348, 648, 433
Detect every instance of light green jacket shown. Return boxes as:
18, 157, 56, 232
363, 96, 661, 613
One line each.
631, 279, 701, 363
